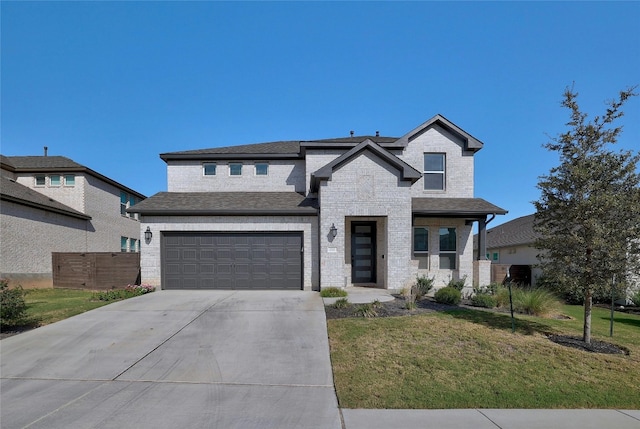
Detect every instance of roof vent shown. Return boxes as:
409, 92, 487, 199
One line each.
350, 130, 354, 137
375, 131, 380, 137
44, 146, 48, 157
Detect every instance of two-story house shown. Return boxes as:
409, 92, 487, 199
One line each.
0, 153, 146, 288
130, 115, 507, 292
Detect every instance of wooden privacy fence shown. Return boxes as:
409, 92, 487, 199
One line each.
52, 252, 140, 290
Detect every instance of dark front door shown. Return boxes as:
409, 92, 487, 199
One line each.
351, 222, 376, 283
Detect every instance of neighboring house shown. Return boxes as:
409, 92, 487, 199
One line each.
0, 154, 146, 288
129, 115, 507, 292
474, 214, 640, 302
473, 214, 541, 286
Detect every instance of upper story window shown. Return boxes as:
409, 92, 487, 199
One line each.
120, 192, 128, 216
255, 163, 268, 176
423, 153, 445, 191
50, 174, 62, 187
439, 227, 457, 269
120, 191, 138, 219
121, 236, 128, 252
413, 227, 429, 256
203, 163, 216, 176
229, 163, 242, 176
35, 175, 46, 187
130, 238, 138, 253
64, 175, 75, 186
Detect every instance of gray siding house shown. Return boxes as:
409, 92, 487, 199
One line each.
130, 115, 507, 292
0, 154, 146, 288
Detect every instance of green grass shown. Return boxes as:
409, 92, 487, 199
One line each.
21, 288, 120, 327
327, 305, 640, 409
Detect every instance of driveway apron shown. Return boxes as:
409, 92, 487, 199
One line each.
0, 290, 342, 429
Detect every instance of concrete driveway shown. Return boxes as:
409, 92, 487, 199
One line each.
1, 290, 342, 429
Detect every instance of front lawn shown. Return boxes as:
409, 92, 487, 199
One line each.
327, 305, 640, 409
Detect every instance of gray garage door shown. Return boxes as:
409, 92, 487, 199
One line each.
162, 232, 303, 290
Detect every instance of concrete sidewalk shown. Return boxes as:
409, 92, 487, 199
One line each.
341, 408, 640, 429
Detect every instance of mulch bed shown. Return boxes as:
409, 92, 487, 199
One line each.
325, 295, 630, 355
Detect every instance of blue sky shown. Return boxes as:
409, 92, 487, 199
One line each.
2, 1, 639, 226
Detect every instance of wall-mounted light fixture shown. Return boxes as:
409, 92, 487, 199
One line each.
144, 226, 153, 242
329, 223, 338, 239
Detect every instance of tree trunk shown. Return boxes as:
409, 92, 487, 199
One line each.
583, 288, 592, 344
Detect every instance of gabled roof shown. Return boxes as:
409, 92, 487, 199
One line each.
1, 155, 146, 199
0, 176, 91, 220
310, 140, 421, 192
412, 198, 507, 217
395, 114, 484, 152
483, 214, 537, 248
128, 192, 318, 216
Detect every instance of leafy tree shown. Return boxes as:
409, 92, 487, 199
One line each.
534, 86, 640, 344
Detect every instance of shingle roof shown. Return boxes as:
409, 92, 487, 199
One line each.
484, 214, 537, 248
412, 198, 508, 217
1, 155, 146, 199
159, 136, 401, 161
3, 156, 85, 170
128, 192, 318, 216
0, 176, 91, 219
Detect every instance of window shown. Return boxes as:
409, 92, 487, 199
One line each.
229, 163, 242, 176
35, 175, 46, 187
130, 238, 138, 253
50, 175, 62, 187
128, 195, 137, 219
64, 175, 75, 186
413, 227, 429, 255
120, 192, 128, 216
255, 163, 268, 176
423, 153, 445, 190
203, 163, 216, 176
439, 227, 457, 269
121, 237, 128, 252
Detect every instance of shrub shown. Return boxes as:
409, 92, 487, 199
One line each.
320, 287, 347, 298
355, 303, 378, 318
0, 279, 28, 328
405, 301, 417, 310
434, 287, 461, 305
333, 298, 350, 309
415, 275, 435, 298
470, 293, 496, 308
447, 276, 467, 291
513, 288, 561, 316
631, 289, 640, 307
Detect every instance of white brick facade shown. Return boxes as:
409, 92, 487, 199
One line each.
139, 215, 317, 290
138, 115, 504, 291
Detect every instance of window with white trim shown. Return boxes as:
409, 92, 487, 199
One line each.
64, 175, 75, 186
439, 227, 457, 269
203, 163, 216, 176
229, 163, 242, 176
130, 238, 138, 253
423, 153, 445, 191
50, 174, 62, 187
120, 192, 128, 216
255, 163, 268, 176
413, 227, 429, 256
35, 175, 46, 187
121, 236, 128, 252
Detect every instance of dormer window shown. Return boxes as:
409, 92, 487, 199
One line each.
423, 153, 445, 191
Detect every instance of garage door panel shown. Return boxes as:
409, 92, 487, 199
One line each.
163, 232, 302, 290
